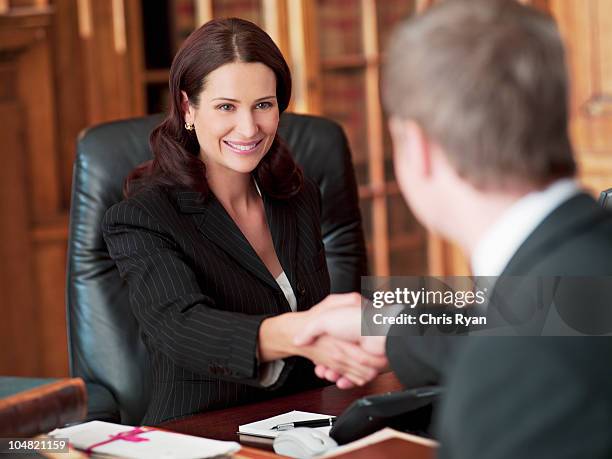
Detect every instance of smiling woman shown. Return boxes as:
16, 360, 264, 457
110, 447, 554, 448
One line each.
125, 18, 299, 200
183, 62, 279, 178
101, 18, 387, 425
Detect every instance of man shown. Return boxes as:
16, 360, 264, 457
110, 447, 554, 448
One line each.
296, 1, 612, 457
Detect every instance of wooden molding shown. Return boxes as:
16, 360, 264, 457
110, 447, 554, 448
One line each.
194, 0, 212, 27
76, 0, 92, 39
361, 0, 389, 276
287, 0, 321, 114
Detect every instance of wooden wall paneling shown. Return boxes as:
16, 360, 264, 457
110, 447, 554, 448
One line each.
34, 235, 69, 376
551, 0, 612, 196
78, 0, 133, 124
0, 10, 56, 376
0, 7, 72, 377
13, 10, 69, 377
0, 98, 40, 376
12, 10, 62, 221
586, 0, 612, 152
30, 216, 69, 377
52, 0, 87, 206
76, 0, 97, 121
287, 0, 321, 114
9, 0, 45, 7
361, 0, 388, 276
552, 0, 596, 152
262, 0, 290, 63
194, 0, 213, 26
124, 0, 145, 115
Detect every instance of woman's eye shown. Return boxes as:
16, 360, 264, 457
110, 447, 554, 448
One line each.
217, 104, 234, 111
256, 101, 273, 110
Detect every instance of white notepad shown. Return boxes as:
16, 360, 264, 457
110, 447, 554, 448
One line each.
238, 410, 335, 439
49, 420, 240, 459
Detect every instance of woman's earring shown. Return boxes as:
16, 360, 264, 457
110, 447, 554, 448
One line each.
184, 122, 195, 131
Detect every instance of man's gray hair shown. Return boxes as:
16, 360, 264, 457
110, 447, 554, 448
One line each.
383, 0, 576, 190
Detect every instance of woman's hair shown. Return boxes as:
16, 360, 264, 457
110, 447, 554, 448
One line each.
124, 18, 302, 199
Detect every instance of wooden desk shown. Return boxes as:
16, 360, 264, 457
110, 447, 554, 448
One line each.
161, 372, 403, 441
40, 373, 428, 459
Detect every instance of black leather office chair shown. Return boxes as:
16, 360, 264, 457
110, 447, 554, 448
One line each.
66, 113, 367, 424
599, 188, 612, 210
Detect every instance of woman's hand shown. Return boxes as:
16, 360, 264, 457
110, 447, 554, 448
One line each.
257, 303, 387, 386
293, 293, 389, 388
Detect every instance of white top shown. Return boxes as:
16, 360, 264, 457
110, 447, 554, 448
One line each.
259, 272, 297, 386
252, 178, 298, 386
275, 271, 297, 312
471, 179, 581, 276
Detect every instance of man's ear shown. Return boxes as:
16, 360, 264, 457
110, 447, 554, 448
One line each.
403, 119, 433, 177
181, 91, 193, 124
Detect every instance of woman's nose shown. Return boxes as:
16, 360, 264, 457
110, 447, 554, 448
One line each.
235, 111, 258, 138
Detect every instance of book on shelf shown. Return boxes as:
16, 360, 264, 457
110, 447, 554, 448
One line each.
213, 0, 262, 26
317, 0, 363, 59
171, 0, 196, 53
321, 69, 367, 167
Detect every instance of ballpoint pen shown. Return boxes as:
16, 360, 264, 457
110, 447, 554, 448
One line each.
272, 417, 337, 431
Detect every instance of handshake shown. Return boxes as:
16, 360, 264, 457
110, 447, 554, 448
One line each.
292, 293, 388, 389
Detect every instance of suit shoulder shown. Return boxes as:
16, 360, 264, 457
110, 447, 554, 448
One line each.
537, 221, 612, 274
103, 186, 176, 226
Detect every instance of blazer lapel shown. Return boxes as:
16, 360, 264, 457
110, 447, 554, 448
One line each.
263, 193, 298, 291
176, 190, 280, 292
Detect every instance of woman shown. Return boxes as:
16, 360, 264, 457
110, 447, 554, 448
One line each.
102, 18, 385, 424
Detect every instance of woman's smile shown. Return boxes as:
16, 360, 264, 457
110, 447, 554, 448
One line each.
223, 138, 264, 155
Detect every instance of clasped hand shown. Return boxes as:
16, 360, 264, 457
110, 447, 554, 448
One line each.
295, 293, 388, 389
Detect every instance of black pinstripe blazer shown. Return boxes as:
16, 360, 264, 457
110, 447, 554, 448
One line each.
101, 178, 330, 425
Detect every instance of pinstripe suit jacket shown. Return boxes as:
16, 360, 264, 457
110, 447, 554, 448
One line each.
102, 178, 330, 424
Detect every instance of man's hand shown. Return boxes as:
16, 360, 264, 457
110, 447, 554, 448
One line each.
295, 293, 388, 388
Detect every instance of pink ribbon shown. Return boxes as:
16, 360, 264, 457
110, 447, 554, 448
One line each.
85, 427, 151, 455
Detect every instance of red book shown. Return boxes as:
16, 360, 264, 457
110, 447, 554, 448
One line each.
0, 378, 87, 437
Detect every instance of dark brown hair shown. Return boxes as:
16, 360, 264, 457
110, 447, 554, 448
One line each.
124, 18, 302, 199
383, 0, 576, 191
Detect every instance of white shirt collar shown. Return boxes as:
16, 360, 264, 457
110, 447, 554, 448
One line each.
253, 177, 262, 197
471, 178, 581, 276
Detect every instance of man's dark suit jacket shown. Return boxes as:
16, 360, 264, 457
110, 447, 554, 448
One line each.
102, 179, 330, 425
386, 193, 612, 458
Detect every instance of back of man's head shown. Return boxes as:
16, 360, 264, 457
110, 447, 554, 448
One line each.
383, 0, 576, 191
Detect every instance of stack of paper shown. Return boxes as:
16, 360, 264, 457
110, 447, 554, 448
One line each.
238, 410, 335, 439
50, 421, 240, 459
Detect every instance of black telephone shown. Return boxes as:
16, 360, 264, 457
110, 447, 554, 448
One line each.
329, 386, 443, 445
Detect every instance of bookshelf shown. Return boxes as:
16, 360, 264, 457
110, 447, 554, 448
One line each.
126, 0, 431, 277
306, 0, 428, 276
